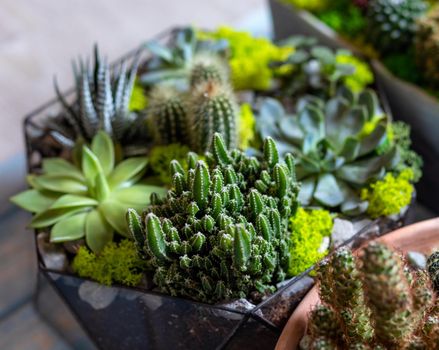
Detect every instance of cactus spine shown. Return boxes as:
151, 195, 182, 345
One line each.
127, 133, 299, 303
189, 54, 228, 88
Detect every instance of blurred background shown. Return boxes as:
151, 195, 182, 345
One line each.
0, 1, 267, 348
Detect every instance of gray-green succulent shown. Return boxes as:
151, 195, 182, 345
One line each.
51, 45, 146, 155
256, 88, 400, 215
11, 131, 166, 252
127, 133, 299, 303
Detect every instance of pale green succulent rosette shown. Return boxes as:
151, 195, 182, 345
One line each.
11, 131, 166, 252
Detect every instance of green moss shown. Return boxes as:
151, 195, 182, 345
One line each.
318, 5, 367, 38
129, 81, 148, 111
238, 103, 256, 149
72, 240, 145, 286
148, 144, 191, 186
198, 26, 294, 91
361, 169, 414, 219
382, 52, 422, 85
335, 53, 374, 92
288, 207, 333, 277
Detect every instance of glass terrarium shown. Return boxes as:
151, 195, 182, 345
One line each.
24, 27, 412, 350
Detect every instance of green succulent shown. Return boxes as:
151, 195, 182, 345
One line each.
256, 88, 400, 215
50, 45, 147, 156
303, 242, 438, 349
366, 0, 428, 54
140, 27, 227, 88
274, 37, 373, 98
127, 133, 299, 303
11, 131, 166, 252
415, 4, 439, 89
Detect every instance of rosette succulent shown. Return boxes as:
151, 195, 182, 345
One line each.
301, 242, 439, 349
50, 45, 146, 156
366, 0, 428, 54
11, 131, 165, 252
127, 133, 299, 303
256, 88, 400, 215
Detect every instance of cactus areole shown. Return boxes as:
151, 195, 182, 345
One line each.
127, 133, 299, 303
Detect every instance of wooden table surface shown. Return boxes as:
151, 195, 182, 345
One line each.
0, 1, 267, 348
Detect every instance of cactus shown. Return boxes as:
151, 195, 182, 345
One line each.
366, 0, 427, 54
428, 250, 439, 292
189, 81, 238, 152
189, 54, 228, 88
415, 4, 439, 89
302, 242, 439, 349
148, 85, 189, 145
51, 45, 145, 155
127, 133, 299, 303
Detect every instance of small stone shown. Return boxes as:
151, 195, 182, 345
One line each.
217, 298, 256, 313
37, 232, 68, 271
352, 218, 372, 233
331, 218, 355, 247
78, 281, 118, 310
407, 251, 427, 270
318, 236, 330, 254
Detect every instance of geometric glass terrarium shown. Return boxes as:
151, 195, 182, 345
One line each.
25, 28, 412, 350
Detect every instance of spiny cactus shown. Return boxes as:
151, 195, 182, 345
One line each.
415, 4, 439, 89
127, 133, 299, 303
148, 85, 189, 145
51, 45, 144, 153
189, 81, 238, 152
302, 242, 439, 349
428, 250, 439, 292
256, 88, 401, 215
366, 0, 427, 54
189, 54, 228, 88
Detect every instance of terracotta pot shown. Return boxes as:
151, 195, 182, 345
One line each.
275, 217, 439, 350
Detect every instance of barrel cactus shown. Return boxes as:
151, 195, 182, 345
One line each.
256, 88, 400, 215
366, 0, 427, 54
301, 242, 438, 349
51, 45, 144, 154
189, 53, 228, 88
415, 4, 439, 89
127, 133, 299, 303
428, 250, 439, 292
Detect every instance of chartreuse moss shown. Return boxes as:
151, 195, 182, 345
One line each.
288, 207, 333, 277
238, 103, 256, 149
148, 144, 191, 186
128, 81, 148, 111
198, 26, 293, 90
361, 169, 414, 218
281, 0, 330, 12
335, 53, 374, 92
72, 239, 145, 286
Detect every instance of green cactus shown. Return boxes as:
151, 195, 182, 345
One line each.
256, 88, 401, 215
11, 131, 166, 252
148, 85, 189, 145
189, 54, 228, 88
427, 250, 439, 292
51, 45, 146, 155
127, 133, 299, 303
415, 4, 439, 89
366, 0, 427, 54
303, 242, 439, 349
189, 81, 238, 153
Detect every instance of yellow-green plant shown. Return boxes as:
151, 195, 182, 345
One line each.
238, 103, 256, 149
288, 207, 333, 277
11, 131, 166, 252
72, 239, 145, 286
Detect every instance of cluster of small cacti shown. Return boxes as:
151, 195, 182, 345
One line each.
51, 45, 146, 155
127, 133, 299, 303
366, 0, 427, 54
415, 4, 439, 89
301, 243, 439, 349
148, 55, 238, 153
